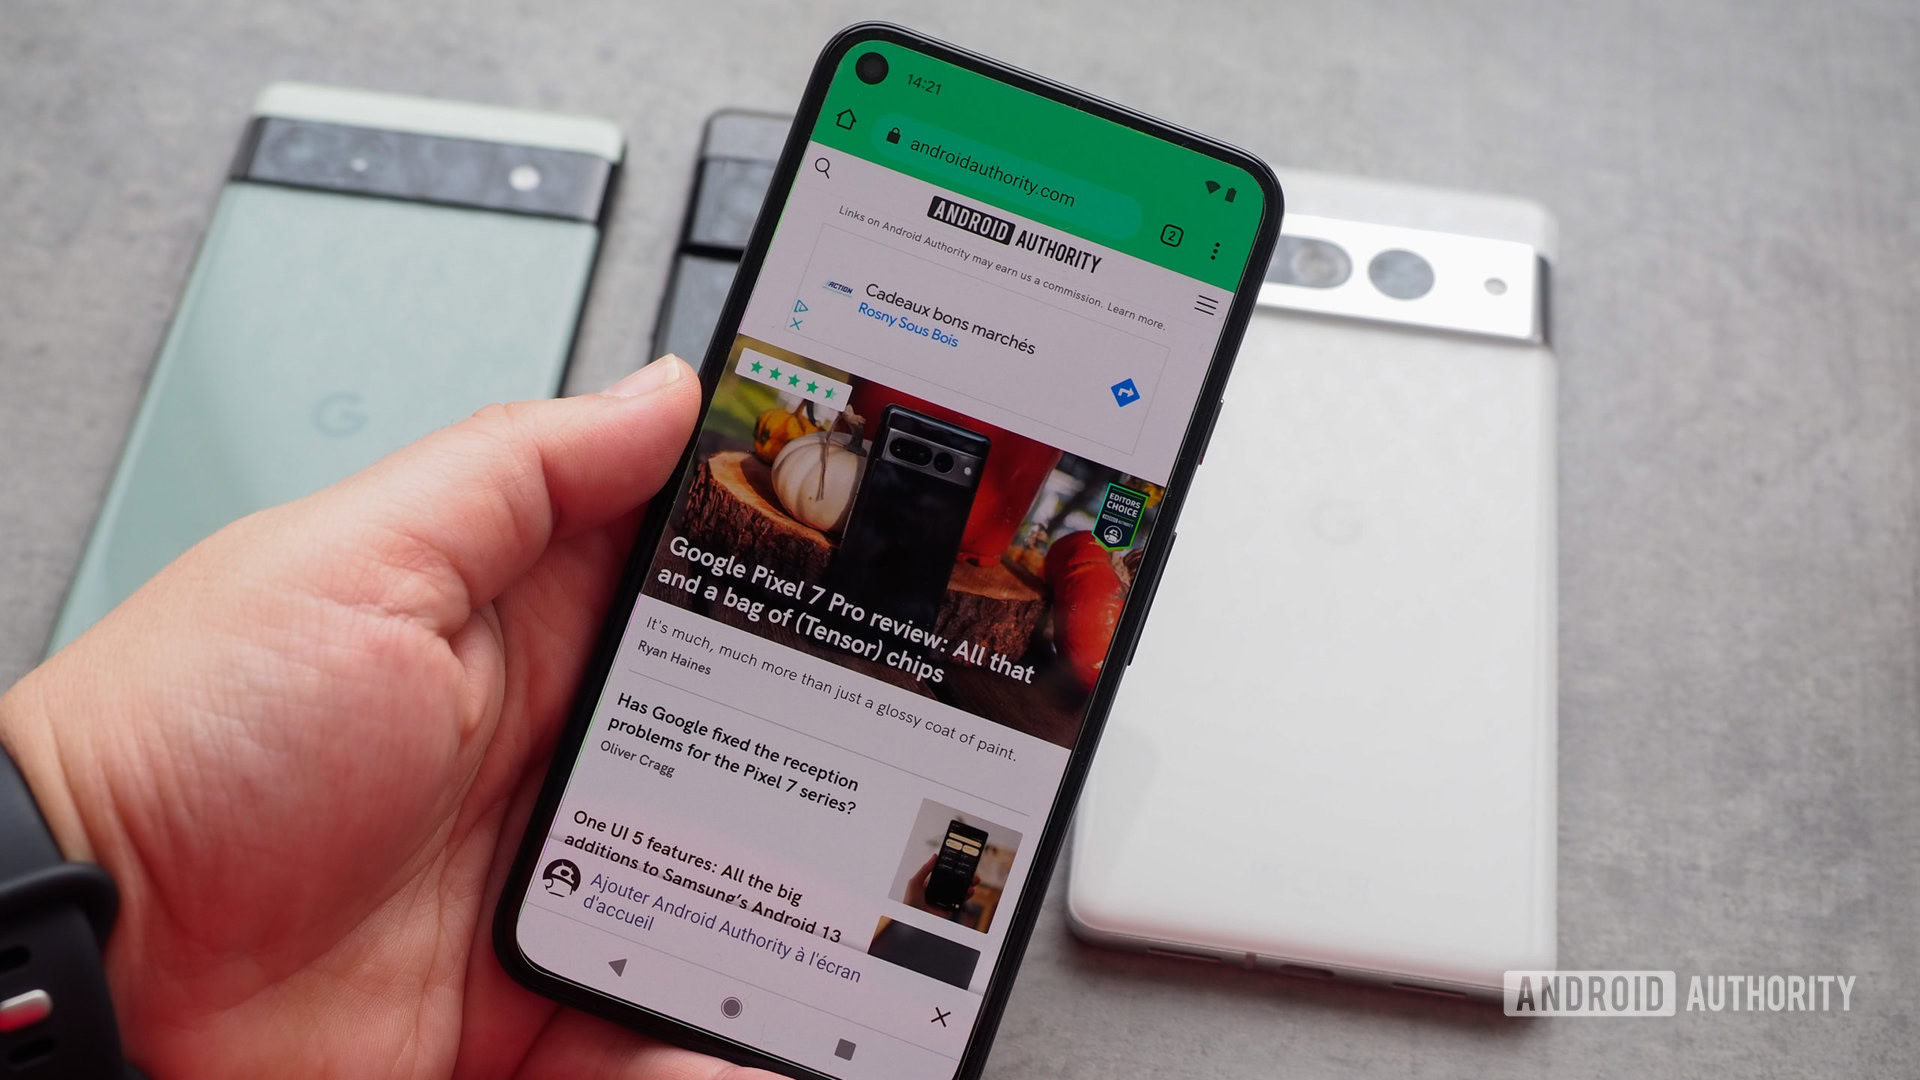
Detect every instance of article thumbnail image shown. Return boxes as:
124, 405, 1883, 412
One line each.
887, 799, 1022, 935
642, 334, 1165, 748
867, 917, 980, 990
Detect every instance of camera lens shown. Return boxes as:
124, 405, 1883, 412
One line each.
1368, 249, 1435, 300
889, 437, 931, 466
264, 123, 338, 170
855, 51, 889, 84
1266, 236, 1351, 289
933, 452, 955, 473
260, 121, 373, 186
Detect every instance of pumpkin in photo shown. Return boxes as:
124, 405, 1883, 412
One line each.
753, 402, 821, 463
1045, 530, 1127, 690
772, 431, 865, 534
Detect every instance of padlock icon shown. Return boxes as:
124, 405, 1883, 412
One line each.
886, 127, 901, 144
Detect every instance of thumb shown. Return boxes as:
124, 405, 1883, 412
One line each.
301, 354, 700, 636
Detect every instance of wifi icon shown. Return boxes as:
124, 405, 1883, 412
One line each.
1204, 180, 1238, 203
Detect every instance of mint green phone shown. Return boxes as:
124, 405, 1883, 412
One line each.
47, 83, 624, 654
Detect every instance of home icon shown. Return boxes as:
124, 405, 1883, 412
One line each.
834, 109, 857, 130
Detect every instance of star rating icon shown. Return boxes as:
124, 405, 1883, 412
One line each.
740, 353, 846, 405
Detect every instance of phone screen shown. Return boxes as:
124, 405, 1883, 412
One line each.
510, 31, 1270, 1080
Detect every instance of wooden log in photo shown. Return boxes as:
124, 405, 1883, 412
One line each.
936, 561, 1043, 665
680, 450, 831, 582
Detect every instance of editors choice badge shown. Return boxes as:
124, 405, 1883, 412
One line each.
1095, 483, 1148, 551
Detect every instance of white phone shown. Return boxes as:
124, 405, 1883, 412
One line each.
1067, 169, 1557, 999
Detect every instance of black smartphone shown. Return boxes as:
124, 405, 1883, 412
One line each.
825, 405, 989, 629
925, 820, 990, 913
496, 22, 1281, 1080
653, 110, 788, 364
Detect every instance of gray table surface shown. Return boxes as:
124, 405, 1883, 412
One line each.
5, 1, 1917, 1076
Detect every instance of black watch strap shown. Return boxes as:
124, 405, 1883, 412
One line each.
0, 742, 139, 1079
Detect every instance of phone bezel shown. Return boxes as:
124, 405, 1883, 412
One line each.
493, 21, 1281, 1080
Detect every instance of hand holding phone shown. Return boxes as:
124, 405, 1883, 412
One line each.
495, 23, 1280, 1080
2, 351, 704, 1079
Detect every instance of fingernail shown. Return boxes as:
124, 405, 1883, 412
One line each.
604, 355, 684, 397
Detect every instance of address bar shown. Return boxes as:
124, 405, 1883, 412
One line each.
869, 115, 1144, 242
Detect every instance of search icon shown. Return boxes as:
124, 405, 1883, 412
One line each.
813, 156, 832, 180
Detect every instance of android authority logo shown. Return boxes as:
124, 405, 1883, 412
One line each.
541, 858, 582, 898
927, 195, 1014, 245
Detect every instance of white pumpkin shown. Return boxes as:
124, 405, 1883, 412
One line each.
771, 431, 865, 534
